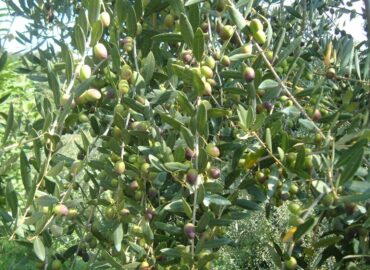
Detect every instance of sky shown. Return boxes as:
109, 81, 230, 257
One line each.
0, 0, 367, 53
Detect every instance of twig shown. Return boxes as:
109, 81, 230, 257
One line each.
254, 42, 326, 140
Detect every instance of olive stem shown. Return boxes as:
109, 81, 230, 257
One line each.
254, 42, 326, 140
191, 97, 201, 263
252, 131, 286, 170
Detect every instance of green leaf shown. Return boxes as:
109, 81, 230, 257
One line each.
142, 221, 154, 243
36, 195, 59, 207
203, 238, 232, 249
267, 244, 282, 268
154, 222, 181, 234
197, 103, 207, 136
265, 128, 272, 151
188, 3, 200, 31
236, 199, 261, 211
90, 20, 103, 46
0, 51, 8, 71
20, 151, 31, 192
276, 36, 302, 66
115, 0, 128, 25
134, 0, 143, 18
77, 9, 89, 34
181, 126, 194, 149
227, 4, 247, 30
237, 105, 250, 130
294, 217, 317, 241
273, 28, 286, 62
313, 235, 343, 248
164, 162, 189, 172
193, 71, 205, 95
113, 224, 123, 251
142, 51, 155, 84
180, 13, 194, 48
47, 62, 61, 108
152, 33, 184, 43
185, 0, 202, 5
2, 103, 14, 144
197, 148, 208, 173
88, 0, 101, 25
336, 139, 367, 167
6, 181, 18, 218
193, 28, 204, 62
337, 192, 370, 204
203, 194, 231, 206
33, 237, 46, 261
197, 211, 213, 232
311, 180, 331, 193
159, 113, 183, 130
74, 25, 86, 55
47, 161, 65, 177
127, 5, 138, 37
339, 147, 364, 184
258, 79, 279, 90
285, 6, 302, 19
61, 44, 74, 84
177, 92, 195, 115
182, 198, 192, 219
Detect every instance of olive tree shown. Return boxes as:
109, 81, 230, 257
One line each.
0, 0, 369, 269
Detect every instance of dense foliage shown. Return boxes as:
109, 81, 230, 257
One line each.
0, 0, 369, 269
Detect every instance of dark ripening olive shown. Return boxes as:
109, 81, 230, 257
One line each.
53, 204, 69, 216
345, 202, 356, 215
206, 143, 220, 157
208, 167, 221, 179
255, 170, 266, 183
130, 180, 139, 191
263, 101, 273, 112
284, 257, 297, 270
311, 109, 321, 121
148, 188, 158, 199
201, 22, 209, 33
182, 51, 193, 64
185, 148, 195, 160
243, 66, 255, 82
94, 43, 108, 60
186, 169, 198, 185
145, 208, 156, 221
122, 36, 133, 52
184, 223, 196, 239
